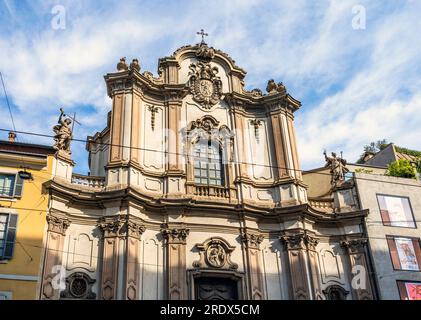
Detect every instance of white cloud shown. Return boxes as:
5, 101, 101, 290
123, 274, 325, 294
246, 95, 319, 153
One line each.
0, 0, 420, 173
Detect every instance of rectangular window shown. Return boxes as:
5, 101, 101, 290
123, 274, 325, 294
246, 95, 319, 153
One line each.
377, 194, 415, 228
193, 142, 224, 186
0, 213, 18, 260
0, 291, 12, 300
397, 281, 421, 300
0, 173, 24, 198
387, 236, 421, 271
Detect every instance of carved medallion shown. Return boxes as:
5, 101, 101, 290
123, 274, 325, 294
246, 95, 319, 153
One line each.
193, 237, 238, 270
206, 243, 226, 268
188, 62, 223, 109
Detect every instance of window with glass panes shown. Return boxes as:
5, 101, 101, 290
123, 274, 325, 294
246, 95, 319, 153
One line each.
0, 174, 16, 197
0, 214, 8, 257
193, 141, 224, 186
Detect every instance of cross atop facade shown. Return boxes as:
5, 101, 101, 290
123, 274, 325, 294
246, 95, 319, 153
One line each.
196, 29, 208, 43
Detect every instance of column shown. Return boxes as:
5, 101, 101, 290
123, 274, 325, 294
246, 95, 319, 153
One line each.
270, 113, 288, 179
341, 239, 375, 300
40, 215, 70, 300
98, 216, 124, 300
305, 235, 323, 300
280, 232, 312, 300
160, 223, 189, 300
125, 220, 146, 300
241, 232, 265, 300
167, 99, 183, 172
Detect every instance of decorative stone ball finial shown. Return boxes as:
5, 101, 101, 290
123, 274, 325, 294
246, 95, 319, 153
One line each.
116, 57, 128, 71
130, 58, 140, 72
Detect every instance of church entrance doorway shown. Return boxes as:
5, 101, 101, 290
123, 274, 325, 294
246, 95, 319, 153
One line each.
194, 277, 238, 300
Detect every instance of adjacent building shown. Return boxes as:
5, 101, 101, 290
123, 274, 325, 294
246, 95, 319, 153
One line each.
353, 146, 421, 300
38, 40, 376, 300
304, 148, 421, 300
0, 133, 55, 299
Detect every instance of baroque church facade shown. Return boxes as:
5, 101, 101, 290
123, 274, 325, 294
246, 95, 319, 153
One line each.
39, 39, 376, 300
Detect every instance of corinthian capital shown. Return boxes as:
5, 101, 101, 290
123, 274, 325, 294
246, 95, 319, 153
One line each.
160, 223, 189, 244
127, 220, 146, 239
47, 215, 70, 235
340, 238, 367, 254
280, 233, 306, 250
97, 216, 125, 237
280, 232, 319, 251
241, 232, 264, 249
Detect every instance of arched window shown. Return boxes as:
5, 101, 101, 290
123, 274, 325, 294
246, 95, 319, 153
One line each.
193, 140, 224, 186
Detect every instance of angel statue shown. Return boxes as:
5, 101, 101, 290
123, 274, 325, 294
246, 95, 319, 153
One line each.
324, 150, 349, 188
53, 108, 73, 155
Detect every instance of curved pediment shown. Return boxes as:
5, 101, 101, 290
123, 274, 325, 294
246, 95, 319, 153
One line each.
168, 42, 247, 77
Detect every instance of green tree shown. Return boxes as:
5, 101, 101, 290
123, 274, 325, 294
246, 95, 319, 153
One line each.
386, 159, 417, 179
356, 139, 389, 163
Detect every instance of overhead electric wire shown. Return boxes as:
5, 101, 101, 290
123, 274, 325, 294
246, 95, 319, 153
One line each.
0, 127, 419, 187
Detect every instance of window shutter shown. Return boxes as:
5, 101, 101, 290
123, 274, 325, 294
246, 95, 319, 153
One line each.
397, 281, 408, 300
412, 238, 421, 271
380, 210, 391, 226
387, 237, 401, 270
14, 174, 24, 197
3, 214, 18, 259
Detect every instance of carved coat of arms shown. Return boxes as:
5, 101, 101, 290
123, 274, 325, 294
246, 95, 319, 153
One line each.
188, 62, 222, 109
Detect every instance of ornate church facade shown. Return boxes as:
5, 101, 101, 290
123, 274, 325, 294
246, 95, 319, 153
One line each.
39, 39, 376, 300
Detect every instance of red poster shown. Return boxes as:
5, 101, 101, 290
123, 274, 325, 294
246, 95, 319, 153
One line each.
405, 283, 421, 300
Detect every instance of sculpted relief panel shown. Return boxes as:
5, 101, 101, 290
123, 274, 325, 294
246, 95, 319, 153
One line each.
64, 226, 100, 273
143, 104, 164, 170
318, 244, 346, 286
246, 119, 273, 181
141, 236, 164, 300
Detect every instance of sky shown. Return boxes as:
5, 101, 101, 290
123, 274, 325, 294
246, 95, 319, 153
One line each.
0, 0, 420, 174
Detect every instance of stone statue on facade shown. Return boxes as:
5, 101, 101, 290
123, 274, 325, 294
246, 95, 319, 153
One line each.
53, 108, 73, 155
324, 151, 349, 188
116, 57, 128, 71
266, 79, 286, 94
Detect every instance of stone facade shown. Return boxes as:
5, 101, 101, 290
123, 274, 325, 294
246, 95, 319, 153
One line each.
40, 41, 375, 300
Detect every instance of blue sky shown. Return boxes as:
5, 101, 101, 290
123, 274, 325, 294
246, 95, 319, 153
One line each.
0, 0, 420, 174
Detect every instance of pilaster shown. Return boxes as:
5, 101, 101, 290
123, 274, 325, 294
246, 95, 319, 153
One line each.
241, 231, 265, 300
161, 223, 189, 300
340, 238, 375, 300
40, 215, 70, 300
280, 231, 319, 300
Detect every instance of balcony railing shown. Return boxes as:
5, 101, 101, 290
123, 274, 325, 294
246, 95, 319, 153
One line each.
194, 185, 230, 198
308, 198, 334, 211
71, 173, 105, 189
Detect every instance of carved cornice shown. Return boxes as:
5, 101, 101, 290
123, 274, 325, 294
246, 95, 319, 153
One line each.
340, 238, 367, 254
241, 232, 264, 249
160, 223, 189, 244
46, 215, 70, 235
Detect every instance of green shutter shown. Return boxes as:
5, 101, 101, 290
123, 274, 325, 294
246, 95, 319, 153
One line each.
3, 214, 18, 259
14, 174, 24, 197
